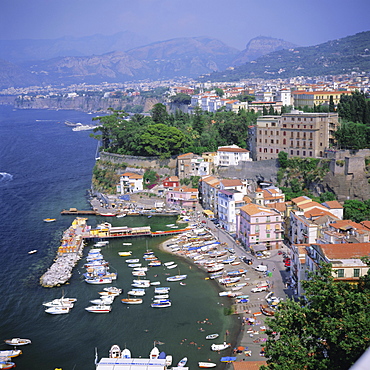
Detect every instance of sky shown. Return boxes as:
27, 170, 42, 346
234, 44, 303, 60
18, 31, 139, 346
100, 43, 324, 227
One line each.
1, 0, 370, 50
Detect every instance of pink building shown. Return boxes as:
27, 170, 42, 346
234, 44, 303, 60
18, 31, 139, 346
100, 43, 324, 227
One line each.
166, 186, 198, 209
238, 203, 283, 252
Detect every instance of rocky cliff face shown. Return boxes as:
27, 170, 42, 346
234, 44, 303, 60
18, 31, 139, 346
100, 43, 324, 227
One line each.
232, 36, 297, 65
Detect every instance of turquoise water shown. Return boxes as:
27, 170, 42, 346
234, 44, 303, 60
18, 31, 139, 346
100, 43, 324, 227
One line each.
0, 106, 238, 369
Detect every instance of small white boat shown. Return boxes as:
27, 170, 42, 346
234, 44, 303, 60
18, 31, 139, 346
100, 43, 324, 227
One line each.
132, 270, 146, 276
43, 300, 74, 308
133, 267, 148, 271
116, 213, 126, 218
154, 294, 169, 299
154, 287, 170, 294
0, 349, 22, 358
45, 306, 70, 315
149, 345, 160, 359
28, 249, 37, 254
122, 242, 132, 245
166, 275, 187, 282
151, 301, 171, 308
127, 290, 145, 297
164, 261, 175, 266
121, 348, 131, 358
166, 355, 173, 367
126, 259, 140, 263
150, 281, 161, 286
104, 287, 122, 293
148, 261, 161, 267
178, 357, 188, 367
198, 362, 217, 368
211, 342, 231, 351
128, 263, 142, 268
109, 345, 121, 358
205, 333, 219, 340
5, 338, 32, 346
85, 305, 111, 313
121, 298, 143, 304
166, 264, 178, 269
152, 299, 170, 304
90, 297, 114, 305
85, 277, 113, 284
43, 218, 56, 223
118, 251, 132, 257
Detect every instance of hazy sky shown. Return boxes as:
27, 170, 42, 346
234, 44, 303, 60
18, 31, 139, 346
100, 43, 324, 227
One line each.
1, 0, 369, 50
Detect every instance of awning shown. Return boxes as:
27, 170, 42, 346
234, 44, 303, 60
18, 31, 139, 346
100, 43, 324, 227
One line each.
202, 210, 214, 217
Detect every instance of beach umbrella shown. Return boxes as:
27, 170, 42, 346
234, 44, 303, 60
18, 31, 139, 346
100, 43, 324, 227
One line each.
237, 346, 245, 351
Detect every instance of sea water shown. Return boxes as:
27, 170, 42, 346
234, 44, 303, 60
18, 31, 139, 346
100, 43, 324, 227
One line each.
0, 106, 238, 370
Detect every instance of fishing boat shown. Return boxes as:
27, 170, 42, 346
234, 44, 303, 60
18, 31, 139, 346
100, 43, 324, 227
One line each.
0, 349, 22, 358
151, 301, 171, 308
45, 306, 70, 315
166, 275, 187, 282
109, 345, 121, 358
5, 338, 31, 346
178, 357, 188, 367
121, 347, 132, 358
198, 362, 217, 368
121, 298, 143, 304
0, 360, 16, 369
205, 333, 219, 340
210, 342, 231, 351
149, 344, 160, 359
43, 218, 56, 222
118, 251, 132, 257
85, 305, 111, 313
28, 249, 37, 254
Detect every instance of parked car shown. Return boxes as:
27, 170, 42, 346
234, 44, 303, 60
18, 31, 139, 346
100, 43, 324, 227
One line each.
254, 265, 268, 272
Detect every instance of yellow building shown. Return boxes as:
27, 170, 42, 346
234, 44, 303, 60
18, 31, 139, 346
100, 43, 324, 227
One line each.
292, 90, 352, 108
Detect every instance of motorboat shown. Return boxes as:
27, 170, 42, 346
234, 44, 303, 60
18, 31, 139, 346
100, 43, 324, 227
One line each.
164, 261, 175, 266
5, 338, 31, 346
109, 345, 121, 358
127, 290, 145, 297
128, 263, 142, 268
116, 213, 126, 218
0, 361, 16, 369
85, 277, 113, 284
207, 264, 224, 273
99, 291, 120, 297
166, 264, 178, 269
205, 333, 219, 340
154, 287, 170, 294
0, 349, 22, 358
198, 362, 217, 368
45, 306, 70, 315
166, 275, 187, 282
28, 249, 38, 254
152, 299, 170, 304
150, 281, 161, 286
165, 355, 173, 367
149, 344, 160, 359
90, 297, 114, 305
118, 251, 132, 257
154, 294, 169, 299
178, 357, 188, 367
72, 124, 95, 131
151, 301, 171, 308
121, 348, 131, 358
43, 300, 74, 308
126, 259, 140, 264
133, 267, 148, 272
122, 242, 132, 246
210, 342, 231, 351
132, 271, 146, 277
103, 287, 122, 294
43, 218, 56, 222
85, 305, 112, 313
121, 298, 143, 304
148, 261, 162, 267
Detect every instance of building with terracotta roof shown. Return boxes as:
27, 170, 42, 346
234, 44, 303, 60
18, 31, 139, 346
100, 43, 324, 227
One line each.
177, 152, 209, 180
321, 220, 370, 244
238, 203, 284, 252
118, 172, 143, 194
199, 176, 220, 214
214, 145, 251, 167
162, 176, 180, 189
252, 111, 338, 160
165, 186, 198, 209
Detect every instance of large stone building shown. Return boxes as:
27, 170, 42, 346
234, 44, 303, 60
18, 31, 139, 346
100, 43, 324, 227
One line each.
251, 111, 338, 160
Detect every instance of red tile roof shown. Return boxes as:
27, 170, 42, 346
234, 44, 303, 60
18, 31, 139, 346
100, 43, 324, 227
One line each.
319, 243, 370, 259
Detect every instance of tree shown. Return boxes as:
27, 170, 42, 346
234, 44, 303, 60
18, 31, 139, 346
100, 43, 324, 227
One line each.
151, 103, 169, 125
214, 88, 224, 97
261, 264, 370, 370
170, 93, 191, 105
278, 151, 288, 168
329, 95, 335, 112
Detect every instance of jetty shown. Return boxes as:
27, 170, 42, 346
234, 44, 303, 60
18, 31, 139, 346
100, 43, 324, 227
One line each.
61, 208, 97, 215
40, 217, 88, 287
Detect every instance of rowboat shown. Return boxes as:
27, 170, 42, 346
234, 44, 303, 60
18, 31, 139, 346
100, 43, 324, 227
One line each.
205, 333, 219, 340
154, 287, 170, 294
164, 261, 175, 266
121, 298, 143, 304
0, 360, 16, 369
178, 357, 188, 367
166, 264, 178, 269
152, 299, 170, 304
85, 305, 111, 313
198, 362, 217, 368
5, 338, 31, 346
154, 294, 169, 299
151, 301, 171, 308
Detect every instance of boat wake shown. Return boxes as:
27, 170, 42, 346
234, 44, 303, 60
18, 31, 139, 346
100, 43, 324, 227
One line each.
0, 172, 13, 183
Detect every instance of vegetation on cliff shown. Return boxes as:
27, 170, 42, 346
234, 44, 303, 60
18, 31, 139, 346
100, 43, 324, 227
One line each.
261, 264, 370, 370
90, 105, 258, 159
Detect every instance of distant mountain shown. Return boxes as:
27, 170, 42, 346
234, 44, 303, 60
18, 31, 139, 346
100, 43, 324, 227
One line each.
202, 31, 370, 82
0, 59, 39, 89
232, 36, 297, 65
16, 37, 240, 85
0, 32, 152, 63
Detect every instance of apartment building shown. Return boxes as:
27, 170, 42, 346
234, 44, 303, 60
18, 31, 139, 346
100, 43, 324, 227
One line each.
177, 153, 209, 180
199, 175, 220, 215
238, 203, 284, 252
292, 90, 352, 108
214, 145, 251, 166
118, 172, 143, 194
166, 186, 198, 209
252, 111, 339, 160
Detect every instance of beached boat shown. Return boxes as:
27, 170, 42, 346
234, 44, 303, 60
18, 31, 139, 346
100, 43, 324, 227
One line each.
118, 251, 132, 257
205, 333, 219, 340
43, 218, 56, 222
198, 362, 217, 368
109, 345, 121, 358
151, 301, 171, 308
45, 306, 70, 315
0, 349, 22, 358
121, 298, 143, 304
166, 274, 187, 282
85, 305, 111, 313
178, 357, 188, 367
210, 342, 231, 351
207, 264, 224, 273
0, 360, 16, 369
5, 338, 31, 346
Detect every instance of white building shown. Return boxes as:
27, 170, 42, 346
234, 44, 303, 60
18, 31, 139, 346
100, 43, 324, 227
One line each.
218, 189, 246, 233
118, 172, 143, 194
214, 145, 251, 166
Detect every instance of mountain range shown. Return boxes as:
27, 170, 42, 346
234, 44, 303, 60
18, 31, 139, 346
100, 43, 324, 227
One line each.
0, 31, 368, 89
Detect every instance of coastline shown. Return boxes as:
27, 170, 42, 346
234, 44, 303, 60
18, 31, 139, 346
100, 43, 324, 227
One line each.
158, 224, 270, 364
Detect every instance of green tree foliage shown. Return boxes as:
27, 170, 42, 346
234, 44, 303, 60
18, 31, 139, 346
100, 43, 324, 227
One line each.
319, 191, 336, 202
214, 88, 224, 97
170, 93, 192, 105
261, 264, 370, 370
278, 151, 288, 168
337, 91, 370, 125
334, 121, 370, 150
151, 103, 169, 125
143, 169, 158, 189
343, 199, 370, 222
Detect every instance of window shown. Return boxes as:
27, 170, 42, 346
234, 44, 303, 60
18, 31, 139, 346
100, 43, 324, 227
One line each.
267, 233, 270, 238
354, 269, 360, 278
337, 269, 344, 278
